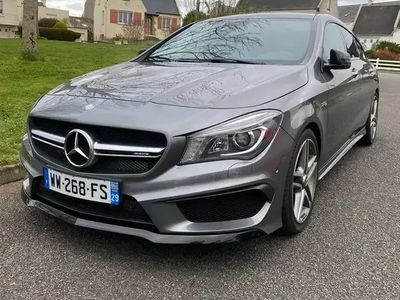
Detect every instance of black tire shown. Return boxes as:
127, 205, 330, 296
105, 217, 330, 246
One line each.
359, 93, 379, 146
281, 129, 319, 234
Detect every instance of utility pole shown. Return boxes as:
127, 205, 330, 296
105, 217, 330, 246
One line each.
22, 0, 39, 59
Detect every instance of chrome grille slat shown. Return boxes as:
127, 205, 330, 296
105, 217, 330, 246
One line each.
93, 142, 165, 155
31, 136, 64, 150
30, 130, 165, 158
31, 129, 65, 145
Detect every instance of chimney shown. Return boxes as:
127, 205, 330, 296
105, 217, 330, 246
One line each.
368, 0, 373, 5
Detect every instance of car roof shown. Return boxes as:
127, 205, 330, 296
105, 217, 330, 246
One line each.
206, 12, 318, 21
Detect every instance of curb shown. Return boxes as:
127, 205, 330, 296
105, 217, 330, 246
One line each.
0, 164, 26, 186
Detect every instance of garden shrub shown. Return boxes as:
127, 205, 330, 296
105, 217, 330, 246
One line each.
39, 28, 81, 41
183, 10, 207, 26
373, 41, 400, 53
53, 21, 68, 29
39, 18, 59, 28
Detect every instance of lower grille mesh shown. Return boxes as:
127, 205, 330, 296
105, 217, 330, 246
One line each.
177, 189, 267, 223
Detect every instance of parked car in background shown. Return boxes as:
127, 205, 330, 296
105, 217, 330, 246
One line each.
20, 13, 379, 244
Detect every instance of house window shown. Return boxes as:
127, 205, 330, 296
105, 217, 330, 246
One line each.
0, 0, 3, 14
102, 10, 105, 25
162, 17, 171, 29
118, 11, 133, 24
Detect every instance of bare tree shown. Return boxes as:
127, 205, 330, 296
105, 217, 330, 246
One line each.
182, 0, 239, 17
122, 23, 144, 42
22, 0, 39, 59
206, 0, 238, 17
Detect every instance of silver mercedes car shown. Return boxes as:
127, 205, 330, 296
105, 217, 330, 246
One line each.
20, 13, 379, 244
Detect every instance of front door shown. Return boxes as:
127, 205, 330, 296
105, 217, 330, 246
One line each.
145, 15, 153, 35
322, 22, 362, 160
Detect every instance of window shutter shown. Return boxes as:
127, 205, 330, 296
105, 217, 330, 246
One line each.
110, 10, 118, 24
158, 16, 162, 29
172, 18, 178, 29
134, 12, 142, 26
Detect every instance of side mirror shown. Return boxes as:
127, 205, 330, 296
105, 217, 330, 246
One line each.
324, 49, 351, 70
138, 48, 148, 55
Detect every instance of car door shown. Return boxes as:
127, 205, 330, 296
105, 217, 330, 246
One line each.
322, 22, 361, 160
339, 26, 375, 130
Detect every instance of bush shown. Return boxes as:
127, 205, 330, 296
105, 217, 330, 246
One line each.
374, 49, 400, 61
366, 49, 400, 61
39, 18, 59, 28
53, 21, 68, 29
373, 41, 400, 53
39, 27, 81, 41
183, 10, 208, 26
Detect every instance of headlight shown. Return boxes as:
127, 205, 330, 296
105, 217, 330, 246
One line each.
180, 110, 283, 164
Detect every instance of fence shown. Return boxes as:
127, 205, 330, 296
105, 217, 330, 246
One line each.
370, 58, 400, 72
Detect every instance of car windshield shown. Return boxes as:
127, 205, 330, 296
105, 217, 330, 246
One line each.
147, 17, 313, 64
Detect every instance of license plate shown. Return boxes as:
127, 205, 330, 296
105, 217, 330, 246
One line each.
43, 168, 120, 205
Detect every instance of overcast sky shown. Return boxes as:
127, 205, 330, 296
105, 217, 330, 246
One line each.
45, 0, 393, 17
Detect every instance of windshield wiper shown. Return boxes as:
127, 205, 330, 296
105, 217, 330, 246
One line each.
174, 58, 262, 65
146, 55, 173, 62
205, 58, 262, 65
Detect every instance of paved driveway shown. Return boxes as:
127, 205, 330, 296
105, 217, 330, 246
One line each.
1, 72, 399, 299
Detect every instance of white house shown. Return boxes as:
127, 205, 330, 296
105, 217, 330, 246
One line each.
89, 0, 181, 41
0, 0, 70, 38
236, 0, 339, 16
38, 1, 69, 21
0, 0, 22, 38
339, 1, 400, 49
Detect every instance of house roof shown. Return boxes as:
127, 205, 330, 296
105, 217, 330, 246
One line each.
236, 0, 322, 11
142, 0, 180, 16
370, 0, 400, 27
338, 5, 360, 24
353, 5, 400, 36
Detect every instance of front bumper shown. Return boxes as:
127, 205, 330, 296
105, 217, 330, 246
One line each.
20, 128, 295, 244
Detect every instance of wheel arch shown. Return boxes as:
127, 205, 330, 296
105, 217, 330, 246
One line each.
304, 122, 322, 155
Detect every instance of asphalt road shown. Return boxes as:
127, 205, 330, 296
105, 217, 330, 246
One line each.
1, 72, 399, 299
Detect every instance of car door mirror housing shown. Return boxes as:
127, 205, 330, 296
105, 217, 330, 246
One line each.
324, 49, 351, 70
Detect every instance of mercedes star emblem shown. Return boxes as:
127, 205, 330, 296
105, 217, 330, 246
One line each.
64, 129, 95, 168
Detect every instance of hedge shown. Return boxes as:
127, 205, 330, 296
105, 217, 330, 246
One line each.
38, 18, 59, 28
39, 27, 81, 41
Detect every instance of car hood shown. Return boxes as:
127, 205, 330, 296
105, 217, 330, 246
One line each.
48, 61, 308, 109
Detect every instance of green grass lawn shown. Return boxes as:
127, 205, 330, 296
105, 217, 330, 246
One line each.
0, 39, 154, 166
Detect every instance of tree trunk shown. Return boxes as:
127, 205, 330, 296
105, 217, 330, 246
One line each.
22, 0, 39, 59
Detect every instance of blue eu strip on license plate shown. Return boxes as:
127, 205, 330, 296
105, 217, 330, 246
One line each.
43, 167, 120, 206
110, 181, 120, 206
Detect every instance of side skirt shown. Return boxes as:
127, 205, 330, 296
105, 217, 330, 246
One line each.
318, 128, 366, 180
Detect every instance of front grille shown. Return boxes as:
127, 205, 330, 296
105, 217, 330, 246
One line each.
177, 189, 267, 223
29, 117, 167, 175
32, 178, 158, 232
34, 141, 158, 174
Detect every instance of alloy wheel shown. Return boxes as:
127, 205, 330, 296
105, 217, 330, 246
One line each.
370, 96, 378, 140
292, 139, 318, 224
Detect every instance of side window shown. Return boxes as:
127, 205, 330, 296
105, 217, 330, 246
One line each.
323, 23, 347, 63
355, 40, 365, 59
339, 27, 360, 58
